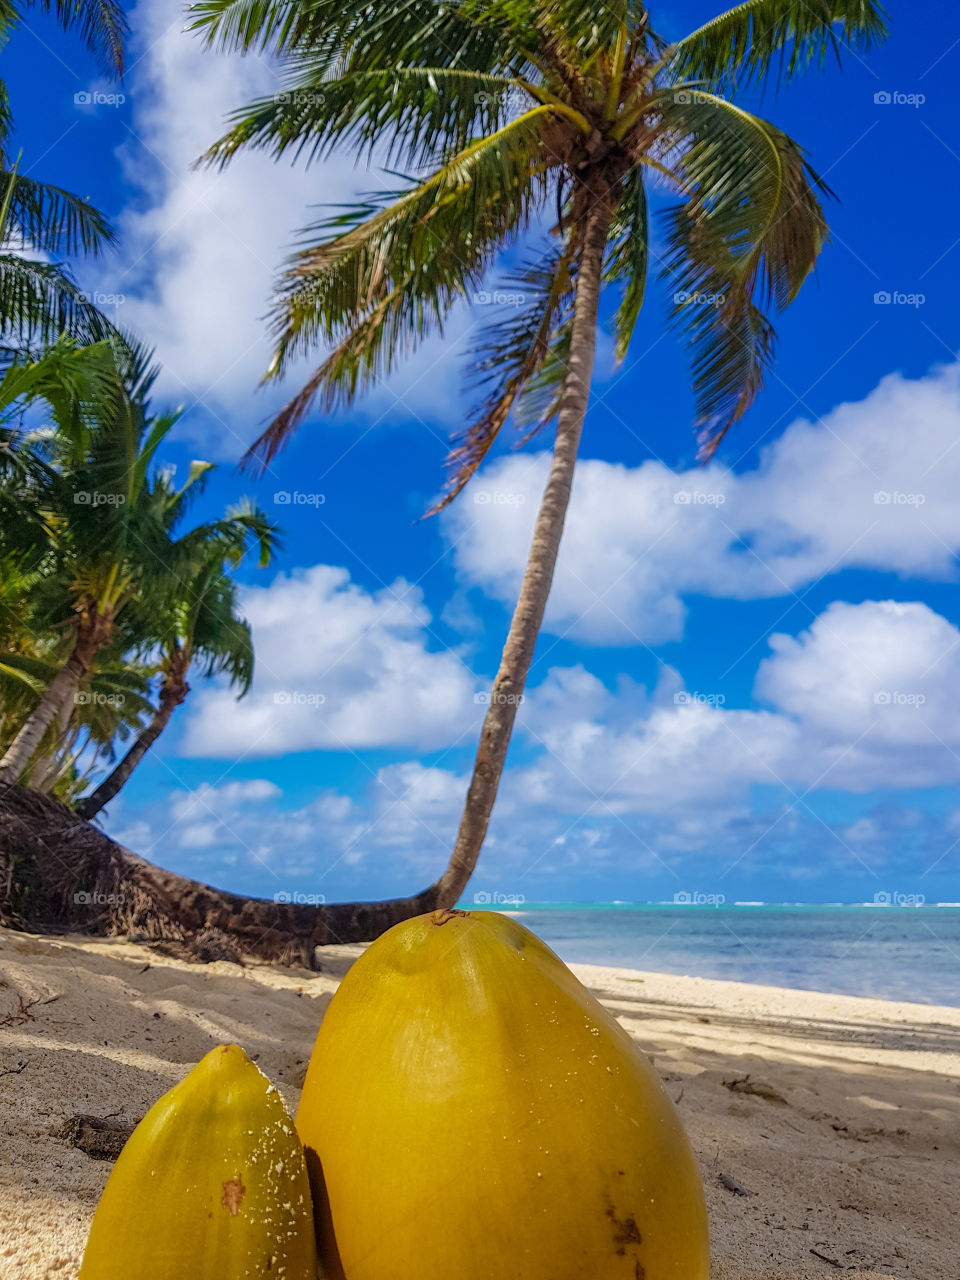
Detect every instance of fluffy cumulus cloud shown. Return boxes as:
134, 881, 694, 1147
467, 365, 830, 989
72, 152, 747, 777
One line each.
507, 599, 960, 819
143, 596, 960, 898
94, 2, 469, 450
755, 599, 960, 790
98, 6, 318, 429
445, 361, 960, 643
181, 565, 481, 757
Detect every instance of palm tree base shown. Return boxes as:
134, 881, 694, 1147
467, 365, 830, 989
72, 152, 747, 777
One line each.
0, 785, 445, 963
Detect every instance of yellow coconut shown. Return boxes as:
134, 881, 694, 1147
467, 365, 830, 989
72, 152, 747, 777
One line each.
79, 1043, 318, 1280
298, 908, 709, 1280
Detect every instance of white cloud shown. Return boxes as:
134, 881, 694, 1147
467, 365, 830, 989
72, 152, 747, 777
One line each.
513, 664, 797, 817
755, 599, 960, 790
95, 3, 471, 453
445, 361, 960, 643
181, 565, 480, 756
99, 6, 329, 438
118, 596, 960, 894
510, 599, 960, 813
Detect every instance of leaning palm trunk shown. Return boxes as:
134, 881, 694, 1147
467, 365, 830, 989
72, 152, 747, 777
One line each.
77, 655, 190, 819
0, 616, 109, 783
28, 696, 77, 792
437, 194, 614, 903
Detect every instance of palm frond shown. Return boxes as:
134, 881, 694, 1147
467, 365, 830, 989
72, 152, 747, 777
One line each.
537, 0, 650, 62
190, 571, 255, 692
0, 79, 13, 142
25, 0, 127, 74
202, 66, 540, 171
0, 335, 118, 435
244, 107, 553, 470
1, 171, 115, 256
659, 95, 830, 453
0, 253, 119, 356
430, 240, 577, 513
604, 166, 648, 360
668, 0, 887, 94
189, 0, 534, 77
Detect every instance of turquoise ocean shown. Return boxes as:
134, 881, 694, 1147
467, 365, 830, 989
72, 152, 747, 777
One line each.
461, 903, 960, 1007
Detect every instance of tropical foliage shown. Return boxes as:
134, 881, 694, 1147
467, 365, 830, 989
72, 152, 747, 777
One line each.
0, 336, 279, 805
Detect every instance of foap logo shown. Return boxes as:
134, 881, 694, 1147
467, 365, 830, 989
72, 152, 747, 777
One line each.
273, 890, 327, 905
473, 87, 528, 111
473, 891, 526, 906
78, 291, 125, 307
873, 290, 925, 307
873, 890, 925, 907
473, 289, 526, 308
75, 691, 125, 707
274, 490, 325, 507
273, 690, 326, 707
673, 490, 726, 506
672, 91, 716, 106
874, 90, 925, 107
273, 90, 326, 106
474, 690, 524, 706
873, 690, 926, 706
873, 490, 926, 506
473, 490, 526, 506
674, 891, 725, 906
674, 289, 725, 307
73, 891, 124, 905
73, 490, 125, 506
286, 282, 322, 306
674, 691, 725, 707
74, 89, 126, 108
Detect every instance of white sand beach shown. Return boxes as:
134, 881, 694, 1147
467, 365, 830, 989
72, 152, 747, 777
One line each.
1, 925, 957, 1279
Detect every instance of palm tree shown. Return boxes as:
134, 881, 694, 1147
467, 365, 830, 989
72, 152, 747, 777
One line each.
185, 0, 887, 926
0, 342, 274, 783
76, 508, 276, 818
0, 340, 154, 780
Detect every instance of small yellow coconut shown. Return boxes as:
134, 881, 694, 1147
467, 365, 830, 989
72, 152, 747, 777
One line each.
79, 1043, 318, 1279
298, 908, 709, 1280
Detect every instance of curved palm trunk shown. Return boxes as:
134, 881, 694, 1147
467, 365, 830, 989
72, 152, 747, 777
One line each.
0, 783, 447, 961
435, 192, 614, 904
77, 652, 190, 820
0, 616, 108, 784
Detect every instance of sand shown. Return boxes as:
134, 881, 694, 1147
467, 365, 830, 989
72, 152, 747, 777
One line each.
0, 926, 957, 1279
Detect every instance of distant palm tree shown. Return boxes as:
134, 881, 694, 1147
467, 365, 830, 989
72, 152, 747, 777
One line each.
0, 343, 275, 783
77, 511, 275, 818
186, 0, 887, 935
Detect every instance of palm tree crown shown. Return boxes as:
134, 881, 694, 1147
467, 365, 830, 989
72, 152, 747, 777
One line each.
194, 0, 885, 485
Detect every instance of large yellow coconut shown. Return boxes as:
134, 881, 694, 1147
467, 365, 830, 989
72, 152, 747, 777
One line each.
80, 1043, 318, 1279
298, 909, 709, 1280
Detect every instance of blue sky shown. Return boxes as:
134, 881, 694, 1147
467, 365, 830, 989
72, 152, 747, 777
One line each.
7, 0, 960, 906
